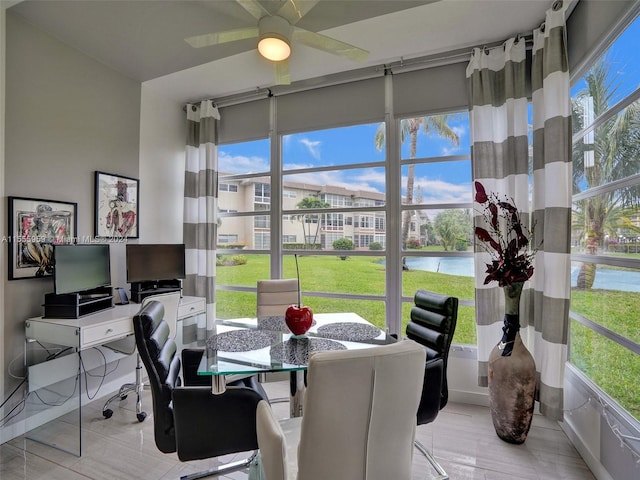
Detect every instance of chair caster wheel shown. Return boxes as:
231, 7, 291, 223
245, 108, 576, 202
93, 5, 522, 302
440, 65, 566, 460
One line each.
137, 412, 147, 422
103, 409, 113, 419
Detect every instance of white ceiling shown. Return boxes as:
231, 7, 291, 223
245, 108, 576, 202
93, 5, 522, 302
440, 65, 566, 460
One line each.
7, 0, 557, 104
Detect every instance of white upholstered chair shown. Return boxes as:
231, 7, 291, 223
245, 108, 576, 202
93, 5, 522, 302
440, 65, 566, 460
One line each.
255, 279, 300, 404
255, 340, 426, 480
103, 291, 181, 421
256, 279, 299, 319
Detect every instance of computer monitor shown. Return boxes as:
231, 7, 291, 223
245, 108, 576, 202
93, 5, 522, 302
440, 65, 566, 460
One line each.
126, 243, 186, 283
53, 244, 111, 295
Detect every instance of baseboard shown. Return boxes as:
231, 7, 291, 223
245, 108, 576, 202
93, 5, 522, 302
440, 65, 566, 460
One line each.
449, 389, 489, 407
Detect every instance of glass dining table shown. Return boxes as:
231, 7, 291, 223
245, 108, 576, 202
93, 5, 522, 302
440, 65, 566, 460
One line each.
197, 312, 395, 416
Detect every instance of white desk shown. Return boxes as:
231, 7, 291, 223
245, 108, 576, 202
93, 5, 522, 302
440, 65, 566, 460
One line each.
23, 296, 205, 456
25, 296, 206, 350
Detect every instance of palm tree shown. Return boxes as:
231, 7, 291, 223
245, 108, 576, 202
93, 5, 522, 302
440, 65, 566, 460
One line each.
572, 59, 640, 288
290, 196, 330, 247
374, 116, 460, 260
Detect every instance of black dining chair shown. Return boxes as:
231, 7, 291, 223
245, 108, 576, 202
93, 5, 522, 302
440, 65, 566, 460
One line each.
133, 300, 269, 479
405, 289, 458, 480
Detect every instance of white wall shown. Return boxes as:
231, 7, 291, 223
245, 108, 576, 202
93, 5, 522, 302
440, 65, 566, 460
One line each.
2, 11, 141, 439
1, 4, 8, 411
138, 84, 185, 244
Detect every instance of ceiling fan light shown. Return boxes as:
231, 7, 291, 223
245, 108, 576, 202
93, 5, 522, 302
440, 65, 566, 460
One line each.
258, 36, 291, 61
258, 15, 292, 62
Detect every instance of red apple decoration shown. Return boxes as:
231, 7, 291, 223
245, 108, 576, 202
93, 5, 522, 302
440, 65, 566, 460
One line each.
286, 254, 313, 335
285, 304, 313, 336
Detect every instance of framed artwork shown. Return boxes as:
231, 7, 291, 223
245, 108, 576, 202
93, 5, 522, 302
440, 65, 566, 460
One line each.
95, 171, 139, 239
8, 196, 77, 280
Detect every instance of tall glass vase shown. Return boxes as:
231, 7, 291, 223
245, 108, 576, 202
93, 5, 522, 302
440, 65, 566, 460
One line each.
487, 282, 536, 444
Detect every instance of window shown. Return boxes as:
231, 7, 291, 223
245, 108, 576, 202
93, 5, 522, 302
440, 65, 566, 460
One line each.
254, 215, 270, 229
321, 213, 344, 230
255, 183, 271, 203
255, 232, 270, 250
219, 183, 238, 192
218, 234, 238, 243
569, 12, 640, 421
357, 215, 373, 229
358, 235, 374, 248
397, 111, 474, 344
321, 233, 344, 249
321, 193, 352, 207
216, 107, 471, 341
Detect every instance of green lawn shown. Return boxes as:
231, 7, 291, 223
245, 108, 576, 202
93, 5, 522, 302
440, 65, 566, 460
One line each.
215, 253, 639, 420
570, 288, 640, 420
216, 254, 477, 343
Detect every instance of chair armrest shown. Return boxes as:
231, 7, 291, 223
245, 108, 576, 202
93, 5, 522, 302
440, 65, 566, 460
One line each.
172, 386, 263, 462
181, 349, 210, 386
416, 357, 444, 425
256, 400, 288, 480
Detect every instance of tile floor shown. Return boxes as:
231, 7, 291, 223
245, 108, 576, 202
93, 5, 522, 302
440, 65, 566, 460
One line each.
0, 380, 595, 480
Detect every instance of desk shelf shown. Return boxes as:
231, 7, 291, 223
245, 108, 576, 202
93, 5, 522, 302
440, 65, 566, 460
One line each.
43, 287, 113, 319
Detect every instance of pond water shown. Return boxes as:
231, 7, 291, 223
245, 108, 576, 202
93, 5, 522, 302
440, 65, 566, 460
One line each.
403, 257, 640, 293
405, 257, 474, 277
570, 265, 640, 293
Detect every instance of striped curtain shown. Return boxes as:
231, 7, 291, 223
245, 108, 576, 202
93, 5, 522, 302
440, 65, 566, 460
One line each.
183, 100, 220, 346
531, 2, 571, 420
467, 1, 569, 420
467, 36, 531, 386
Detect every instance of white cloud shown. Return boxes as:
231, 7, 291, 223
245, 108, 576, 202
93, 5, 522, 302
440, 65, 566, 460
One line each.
405, 175, 472, 204
218, 151, 269, 174
283, 162, 316, 170
452, 125, 467, 137
286, 170, 382, 193
354, 169, 386, 186
299, 138, 321, 159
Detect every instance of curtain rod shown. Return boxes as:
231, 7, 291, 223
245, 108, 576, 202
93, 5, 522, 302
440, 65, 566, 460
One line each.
186, 32, 534, 110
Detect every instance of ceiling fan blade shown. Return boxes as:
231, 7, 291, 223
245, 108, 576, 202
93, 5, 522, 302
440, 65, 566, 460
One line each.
185, 27, 259, 48
293, 29, 369, 62
274, 60, 291, 85
236, 0, 270, 20
276, 0, 320, 25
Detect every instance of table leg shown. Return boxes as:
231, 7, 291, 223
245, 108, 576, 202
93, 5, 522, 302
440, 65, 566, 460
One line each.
212, 375, 226, 394
290, 370, 305, 417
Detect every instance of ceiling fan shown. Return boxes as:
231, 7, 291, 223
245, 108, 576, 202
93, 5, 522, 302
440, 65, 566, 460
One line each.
185, 0, 369, 85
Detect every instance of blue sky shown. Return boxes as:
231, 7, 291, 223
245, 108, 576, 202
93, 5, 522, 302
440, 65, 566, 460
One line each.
570, 14, 640, 100
219, 115, 472, 204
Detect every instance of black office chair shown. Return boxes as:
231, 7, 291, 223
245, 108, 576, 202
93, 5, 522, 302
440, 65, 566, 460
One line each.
405, 289, 458, 480
133, 300, 268, 479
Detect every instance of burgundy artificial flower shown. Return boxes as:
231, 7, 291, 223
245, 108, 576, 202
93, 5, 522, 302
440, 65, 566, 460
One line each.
474, 182, 537, 287
475, 181, 488, 204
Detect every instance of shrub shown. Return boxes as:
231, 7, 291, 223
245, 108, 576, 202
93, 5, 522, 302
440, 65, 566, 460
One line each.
216, 255, 247, 266
455, 240, 469, 252
217, 243, 245, 249
369, 242, 383, 251
283, 243, 322, 250
406, 239, 421, 249
232, 255, 247, 265
333, 237, 355, 260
